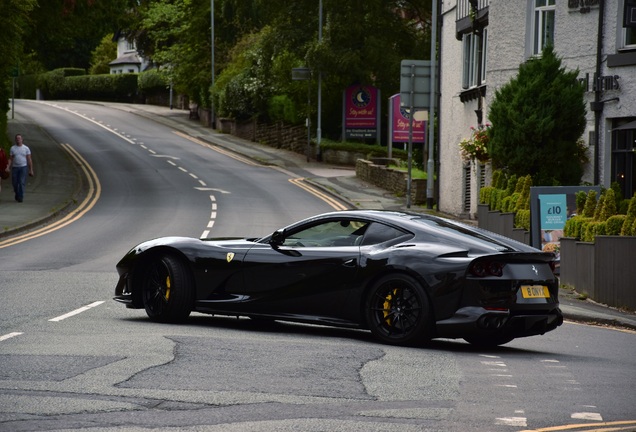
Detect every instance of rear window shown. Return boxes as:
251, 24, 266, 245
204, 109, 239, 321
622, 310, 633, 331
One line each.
412, 217, 515, 251
361, 222, 412, 246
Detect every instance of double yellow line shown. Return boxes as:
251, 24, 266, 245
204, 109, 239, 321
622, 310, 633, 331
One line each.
289, 178, 350, 211
0, 144, 100, 249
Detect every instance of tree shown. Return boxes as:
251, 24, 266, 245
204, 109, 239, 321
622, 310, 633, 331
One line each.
0, 0, 36, 148
211, 0, 431, 136
22, 0, 134, 71
89, 34, 117, 75
487, 45, 587, 186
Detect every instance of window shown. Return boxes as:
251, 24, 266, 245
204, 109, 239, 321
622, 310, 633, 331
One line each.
359, 223, 411, 246
612, 123, 636, 198
281, 220, 369, 247
622, 27, 636, 50
462, 28, 488, 89
533, 0, 555, 55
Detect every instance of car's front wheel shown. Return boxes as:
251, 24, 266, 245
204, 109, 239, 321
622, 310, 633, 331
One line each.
364, 274, 433, 346
141, 254, 194, 323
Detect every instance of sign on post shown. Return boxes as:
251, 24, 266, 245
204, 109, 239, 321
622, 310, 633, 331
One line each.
400, 60, 432, 109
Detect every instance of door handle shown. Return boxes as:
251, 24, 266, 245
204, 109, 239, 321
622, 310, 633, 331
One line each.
343, 258, 357, 267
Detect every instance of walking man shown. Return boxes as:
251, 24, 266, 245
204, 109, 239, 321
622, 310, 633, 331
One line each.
6, 134, 34, 202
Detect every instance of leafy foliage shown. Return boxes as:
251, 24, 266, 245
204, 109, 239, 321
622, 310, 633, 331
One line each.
0, 0, 36, 148
89, 34, 117, 75
488, 45, 587, 186
21, 0, 135, 71
563, 189, 634, 242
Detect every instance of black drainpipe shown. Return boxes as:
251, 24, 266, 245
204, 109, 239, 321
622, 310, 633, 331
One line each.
593, 0, 605, 185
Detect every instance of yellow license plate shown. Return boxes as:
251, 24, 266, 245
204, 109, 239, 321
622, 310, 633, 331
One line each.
521, 285, 550, 299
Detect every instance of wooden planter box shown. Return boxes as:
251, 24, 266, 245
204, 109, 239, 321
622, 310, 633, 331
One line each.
478, 207, 530, 246
559, 236, 636, 311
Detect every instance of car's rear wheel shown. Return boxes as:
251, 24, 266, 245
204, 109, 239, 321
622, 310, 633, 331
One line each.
141, 254, 194, 323
463, 335, 514, 347
364, 274, 432, 346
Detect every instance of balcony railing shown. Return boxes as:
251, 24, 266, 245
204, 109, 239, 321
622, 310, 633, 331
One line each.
456, 0, 489, 40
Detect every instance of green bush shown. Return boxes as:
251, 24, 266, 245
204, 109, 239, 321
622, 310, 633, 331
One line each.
515, 209, 530, 231
575, 190, 587, 215
593, 193, 605, 221
599, 189, 617, 221
621, 194, 636, 236
40, 68, 87, 99
504, 192, 520, 212
480, 186, 495, 206
605, 215, 627, 236
516, 175, 532, 211
564, 215, 587, 239
582, 221, 602, 242
138, 70, 168, 92
582, 190, 597, 218
268, 95, 300, 124
505, 175, 517, 197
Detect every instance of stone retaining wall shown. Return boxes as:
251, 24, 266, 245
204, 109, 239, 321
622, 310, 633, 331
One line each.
216, 117, 309, 155
356, 159, 427, 205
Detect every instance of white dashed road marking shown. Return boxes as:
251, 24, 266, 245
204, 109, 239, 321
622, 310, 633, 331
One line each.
49, 301, 105, 322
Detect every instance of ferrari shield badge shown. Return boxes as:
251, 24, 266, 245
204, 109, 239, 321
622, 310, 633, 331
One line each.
226, 252, 235, 263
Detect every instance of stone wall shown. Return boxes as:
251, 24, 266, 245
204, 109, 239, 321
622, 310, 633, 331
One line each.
356, 159, 427, 205
216, 117, 309, 155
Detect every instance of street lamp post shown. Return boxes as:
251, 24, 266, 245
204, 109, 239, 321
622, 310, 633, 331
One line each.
317, 0, 323, 159
210, 0, 215, 128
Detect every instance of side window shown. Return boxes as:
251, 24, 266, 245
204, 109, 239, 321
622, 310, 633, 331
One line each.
622, 27, 636, 50
360, 222, 412, 246
462, 28, 488, 89
621, 0, 636, 49
282, 220, 369, 247
533, 0, 555, 55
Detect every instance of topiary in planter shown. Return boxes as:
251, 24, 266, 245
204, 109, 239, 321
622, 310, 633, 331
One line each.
600, 189, 617, 221
620, 194, 636, 236
564, 215, 588, 239
575, 190, 587, 215
593, 193, 606, 221
582, 190, 597, 218
480, 186, 495, 207
605, 215, 627, 236
582, 221, 602, 242
515, 209, 530, 231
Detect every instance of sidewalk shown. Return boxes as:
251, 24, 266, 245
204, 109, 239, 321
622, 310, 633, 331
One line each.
3, 101, 635, 332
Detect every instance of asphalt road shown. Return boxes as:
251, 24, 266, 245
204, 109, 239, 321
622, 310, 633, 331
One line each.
0, 102, 634, 432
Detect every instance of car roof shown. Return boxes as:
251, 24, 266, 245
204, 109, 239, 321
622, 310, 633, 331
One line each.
302, 210, 539, 253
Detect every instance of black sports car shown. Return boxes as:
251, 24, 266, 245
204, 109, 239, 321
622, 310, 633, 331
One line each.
114, 210, 563, 347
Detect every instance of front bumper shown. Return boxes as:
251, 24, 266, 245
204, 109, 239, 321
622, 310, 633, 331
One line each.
113, 272, 143, 309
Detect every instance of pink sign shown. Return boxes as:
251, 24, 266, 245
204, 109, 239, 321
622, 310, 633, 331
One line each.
391, 94, 426, 143
344, 85, 378, 139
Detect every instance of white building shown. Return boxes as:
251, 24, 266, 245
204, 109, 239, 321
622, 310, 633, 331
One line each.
109, 32, 149, 74
438, 0, 636, 218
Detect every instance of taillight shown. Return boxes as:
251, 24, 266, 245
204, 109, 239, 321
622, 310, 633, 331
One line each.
469, 261, 505, 277
549, 261, 557, 274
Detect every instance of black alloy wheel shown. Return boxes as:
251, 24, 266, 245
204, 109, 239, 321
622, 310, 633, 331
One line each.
142, 254, 194, 323
365, 274, 432, 346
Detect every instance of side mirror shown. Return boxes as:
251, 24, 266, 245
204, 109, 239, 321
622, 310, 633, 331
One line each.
269, 229, 286, 247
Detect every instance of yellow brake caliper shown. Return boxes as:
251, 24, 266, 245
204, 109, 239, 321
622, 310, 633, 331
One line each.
165, 276, 171, 301
383, 289, 398, 326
